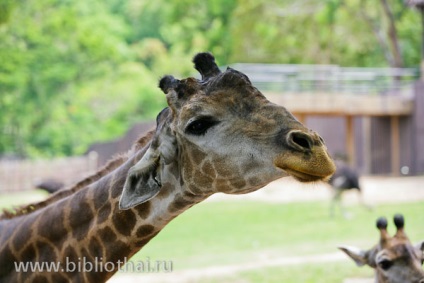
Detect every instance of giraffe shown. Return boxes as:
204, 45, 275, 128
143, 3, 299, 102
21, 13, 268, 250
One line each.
0, 52, 336, 282
339, 214, 424, 283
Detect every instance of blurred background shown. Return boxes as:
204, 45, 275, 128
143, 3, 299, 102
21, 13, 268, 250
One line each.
1, 0, 424, 282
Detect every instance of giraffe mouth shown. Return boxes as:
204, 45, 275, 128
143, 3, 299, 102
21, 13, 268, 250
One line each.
283, 168, 328, 183
274, 145, 336, 183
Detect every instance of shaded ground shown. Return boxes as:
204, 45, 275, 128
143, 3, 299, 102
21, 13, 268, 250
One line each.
107, 175, 424, 283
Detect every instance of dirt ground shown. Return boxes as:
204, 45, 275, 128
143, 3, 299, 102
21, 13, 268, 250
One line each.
107, 175, 424, 283
208, 175, 424, 205
109, 252, 348, 283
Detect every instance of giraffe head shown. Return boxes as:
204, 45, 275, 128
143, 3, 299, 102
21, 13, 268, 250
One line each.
339, 214, 424, 283
119, 52, 335, 209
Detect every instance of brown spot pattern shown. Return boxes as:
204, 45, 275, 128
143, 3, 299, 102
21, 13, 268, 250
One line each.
112, 209, 136, 237
19, 244, 36, 262
93, 178, 111, 211
190, 147, 207, 165
201, 161, 216, 178
35, 240, 58, 263
134, 201, 151, 219
12, 217, 34, 252
0, 245, 17, 277
111, 173, 127, 199
32, 275, 48, 283
89, 236, 103, 259
96, 203, 112, 225
51, 273, 69, 283
229, 178, 247, 189
69, 198, 93, 241
168, 194, 193, 213
214, 161, 233, 177
63, 245, 79, 275
98, 226, 117, 243
105, 240, 131, 269
155, 183, 173, 199
193, 170, 213, 189
37, 206, 68, 250
136, 225, 155, 238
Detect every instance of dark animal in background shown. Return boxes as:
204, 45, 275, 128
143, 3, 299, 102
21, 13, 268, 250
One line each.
35, 179, 64, 194
329, 160, 370, 217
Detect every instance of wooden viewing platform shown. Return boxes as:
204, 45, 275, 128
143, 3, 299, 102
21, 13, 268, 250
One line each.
231, 63, 417, 116
265, 91, 414, 116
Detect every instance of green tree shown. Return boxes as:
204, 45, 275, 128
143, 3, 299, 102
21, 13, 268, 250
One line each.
0, 0, 421, 158
0, 0, 142, 157
229, 0, 419, 67
0, 0, 15, 24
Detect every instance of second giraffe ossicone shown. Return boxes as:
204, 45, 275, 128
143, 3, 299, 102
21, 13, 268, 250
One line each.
339, 214, 424, 283
0, 52, 336, 282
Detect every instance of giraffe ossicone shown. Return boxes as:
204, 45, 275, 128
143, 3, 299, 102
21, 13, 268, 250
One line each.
0, 52, 335, 282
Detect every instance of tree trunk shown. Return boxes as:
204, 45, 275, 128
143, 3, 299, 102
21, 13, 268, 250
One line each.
421, 7, 424, 80
380, 0, 404, 68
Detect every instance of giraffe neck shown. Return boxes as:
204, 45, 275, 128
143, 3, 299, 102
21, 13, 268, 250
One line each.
0, 144, 209, 282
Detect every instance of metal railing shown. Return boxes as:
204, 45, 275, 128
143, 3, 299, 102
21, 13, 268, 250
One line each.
230, 63, 419, 97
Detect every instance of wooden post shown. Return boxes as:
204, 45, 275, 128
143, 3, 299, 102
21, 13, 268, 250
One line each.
391, 115, 400, 175
346, 115, 356, 167
295, 113, 306, 125
362, 116, 371, 174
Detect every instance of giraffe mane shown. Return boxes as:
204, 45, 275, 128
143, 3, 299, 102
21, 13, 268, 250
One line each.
0, 129, 155, 220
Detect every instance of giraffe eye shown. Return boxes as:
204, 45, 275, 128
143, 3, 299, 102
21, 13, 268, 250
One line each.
185, 117, 219, 136
378, 259, 393, 270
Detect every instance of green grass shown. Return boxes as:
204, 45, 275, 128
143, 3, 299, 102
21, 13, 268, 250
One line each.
199, 261, 374, 283
132, 200, 424, 270
1, 192, 423, 282
0, 190, 48, 211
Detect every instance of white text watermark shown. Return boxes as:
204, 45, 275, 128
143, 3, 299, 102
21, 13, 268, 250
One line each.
14, 257, 173, 273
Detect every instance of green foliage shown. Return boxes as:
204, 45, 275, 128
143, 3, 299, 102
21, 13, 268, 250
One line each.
0, 0, 421, 157
0, 0, 16, 24
0, 0, 161, 157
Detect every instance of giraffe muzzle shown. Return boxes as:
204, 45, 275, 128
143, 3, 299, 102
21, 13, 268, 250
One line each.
274, 130, 336, 182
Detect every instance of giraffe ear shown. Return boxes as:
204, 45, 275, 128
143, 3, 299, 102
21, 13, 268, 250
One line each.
119, 147, 162, 210
415, 240, 424, 261
338, 246, 373, 267
119, 108, 176, 210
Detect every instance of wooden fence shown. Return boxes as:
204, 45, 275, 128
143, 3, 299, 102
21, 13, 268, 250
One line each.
0, 152, 98, 192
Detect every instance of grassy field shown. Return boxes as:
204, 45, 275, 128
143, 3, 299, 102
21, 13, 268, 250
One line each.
0, 190, 48, 211
135, 199, 422, 282
133, 200, 423, 268
1, 191, 423, 282
198, 261, 374, 283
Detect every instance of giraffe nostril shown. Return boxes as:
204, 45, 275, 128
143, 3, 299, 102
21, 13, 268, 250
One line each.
287, 131, 313, 152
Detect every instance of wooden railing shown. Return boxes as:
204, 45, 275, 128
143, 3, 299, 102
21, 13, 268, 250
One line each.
0, 153, 98, 192
231, 63, 418, 96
